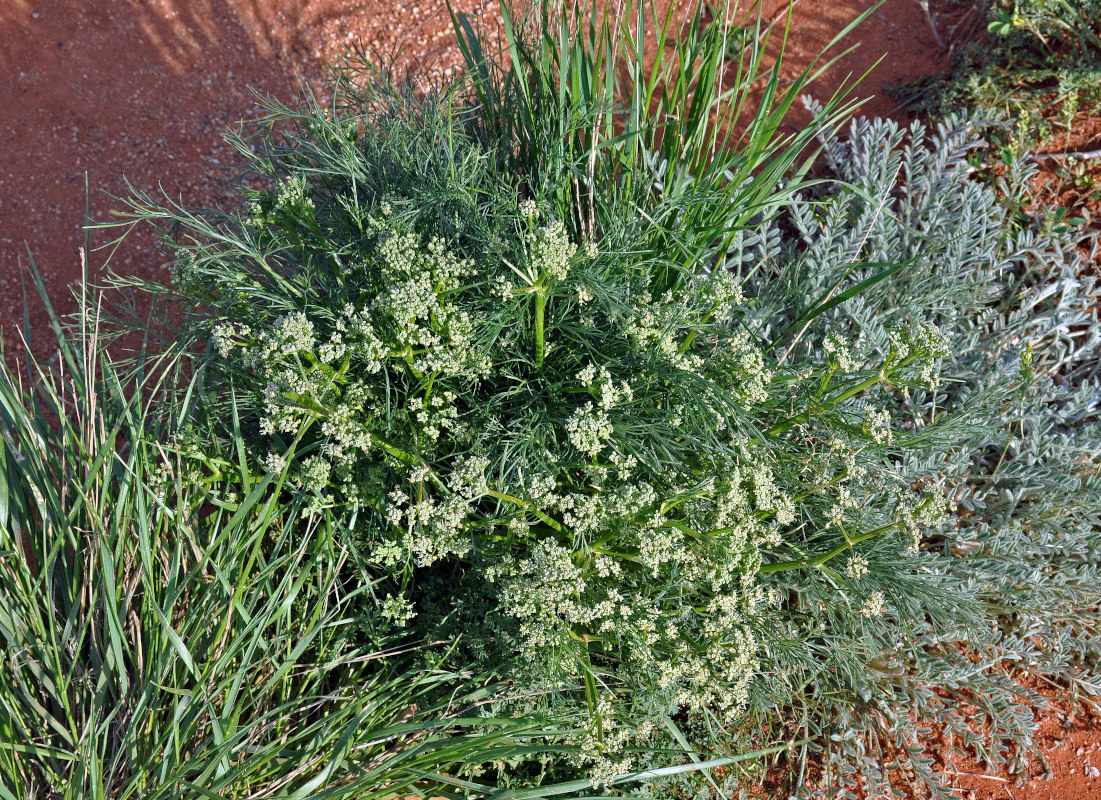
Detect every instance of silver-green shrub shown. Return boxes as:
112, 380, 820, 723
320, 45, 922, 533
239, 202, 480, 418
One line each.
722, 109, 1101, 798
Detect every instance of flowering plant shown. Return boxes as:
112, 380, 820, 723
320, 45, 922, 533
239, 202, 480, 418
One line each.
135, 88, 960, 794
118, 2, 1071, 792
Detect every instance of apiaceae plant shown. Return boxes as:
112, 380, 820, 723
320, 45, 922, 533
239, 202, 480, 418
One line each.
0, 268, 599, 799
115, 0, 968, 778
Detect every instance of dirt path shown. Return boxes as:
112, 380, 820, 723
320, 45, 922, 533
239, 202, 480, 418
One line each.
1, 1, 1098, 798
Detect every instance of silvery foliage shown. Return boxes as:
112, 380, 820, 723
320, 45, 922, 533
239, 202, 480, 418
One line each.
708, 109, 1101, 799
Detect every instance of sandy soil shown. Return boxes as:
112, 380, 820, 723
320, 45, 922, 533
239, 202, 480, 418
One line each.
0, 0, 501, 353
1, 1, 1098, 798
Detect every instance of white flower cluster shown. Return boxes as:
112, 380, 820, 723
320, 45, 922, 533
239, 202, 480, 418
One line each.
375, 232, 488, 376
379, 456, 492, 567
561, 482, 658, 539
623, 291, 700, 372
576, 364, 633, 409
245, 198, 267, 229
726, 331, 773, 405
494, 536, 764, 724
862, 407, 894, 445
571, 697, 644, 788
275, 311, 316, 354
823, 330, 860, 372
528, 218, 577, 281
895, 486, 950, 552
860, 590, 887, 617
274, 174, 314, 215
170, 249, 202, 292
565, 402, 613, 457
701, 267, 746, 324
381, 592, 415, 627
493, 274, 515, 302
889, 321, 949, 385
207, 222, 498, 504
845, 554, 869, 580
495, 540, 587, 649
746, 460, 796, 526
518, 198, 540, 223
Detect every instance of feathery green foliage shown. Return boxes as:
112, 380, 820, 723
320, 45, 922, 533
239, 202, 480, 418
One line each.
107, 0, 990, 788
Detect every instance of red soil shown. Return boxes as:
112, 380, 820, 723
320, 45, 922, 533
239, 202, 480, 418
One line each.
0, 0, 492, 352
1, 1, 1098, 798
946, 694, 1101, 800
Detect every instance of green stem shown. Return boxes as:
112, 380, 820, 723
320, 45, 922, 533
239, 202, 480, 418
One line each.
372, 436, 420, 467
759, 496, 933, 574
766, 355, 918, 437
534, 286, 546, 368
589, 547, 646, 565
486, 488, 567, 534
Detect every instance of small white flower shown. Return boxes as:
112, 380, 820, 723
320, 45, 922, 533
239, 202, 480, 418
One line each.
823, 330, 859, 372
274, 311, 315, 354
263, 451, 286, 473
381, 593, 415, 627
211, 323, 237, 359
565, 402, 613, 457
860, 590, 886, 617
529, 219, 576, 282
863, 407, 894, 445
845, 555, 869, 580
518, 199, 540, 222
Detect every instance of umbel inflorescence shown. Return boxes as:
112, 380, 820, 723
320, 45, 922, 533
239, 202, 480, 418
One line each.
207, 183, 794, 717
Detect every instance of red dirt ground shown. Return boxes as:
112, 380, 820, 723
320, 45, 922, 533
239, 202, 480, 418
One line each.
1, 1, 1098, 798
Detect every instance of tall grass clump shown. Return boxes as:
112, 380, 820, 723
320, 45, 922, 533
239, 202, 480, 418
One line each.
0, 274, 584, 799
102, 0, 1101, 796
